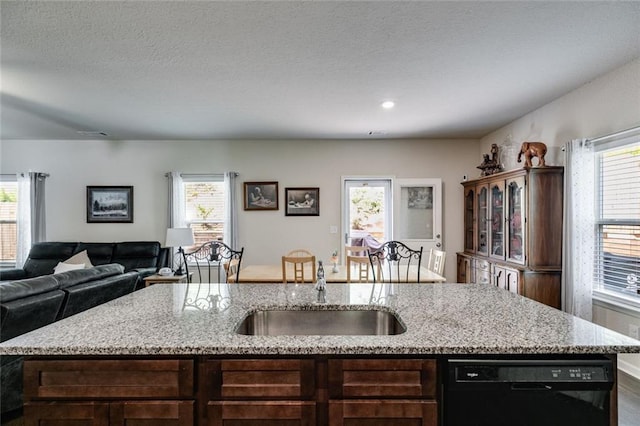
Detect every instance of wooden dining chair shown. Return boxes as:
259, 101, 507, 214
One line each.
282, 249, 316, 283
346, 255, 371, 283
368, 241, 423, 284
426, 248, 446, 276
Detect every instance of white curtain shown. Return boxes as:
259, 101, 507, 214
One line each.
224, 171, 239, 249
167, 171, 186, 229
16, 172, 47, 267
562, 139, 595, 320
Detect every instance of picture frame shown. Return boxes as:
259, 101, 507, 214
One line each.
285, 187, 319, 216
86, 186, 133, 223
243, 181, 279, 210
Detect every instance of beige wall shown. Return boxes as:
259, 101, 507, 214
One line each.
480, 57, 640, 168
0, 138, 480, 280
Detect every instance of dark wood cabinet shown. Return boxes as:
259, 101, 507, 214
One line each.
24, 356, 439, 425
328, 359, 438, 425
198, 358, 316, 425
23, 359, 195, 425
457, 167, 563, 308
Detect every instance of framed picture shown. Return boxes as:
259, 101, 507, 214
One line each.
244, 181, 279, 210
285, 187, 319, 216
86, 186, 133, 223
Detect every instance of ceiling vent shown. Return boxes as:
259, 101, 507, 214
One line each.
77, 131, 109, 137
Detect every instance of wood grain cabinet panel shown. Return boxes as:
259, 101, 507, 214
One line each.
329, 400, 437, 426
328, 359, 436, 399
207, 401, 316, 426
109, 401, 194, 425
24, 401, 110, 426
24, 359, 194, 399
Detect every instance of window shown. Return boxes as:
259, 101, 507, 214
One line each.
594, 136, 640, 299
0, 179, 18, 266
183, 175, 226, 247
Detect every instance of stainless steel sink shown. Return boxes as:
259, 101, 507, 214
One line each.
235, 309, 406, 336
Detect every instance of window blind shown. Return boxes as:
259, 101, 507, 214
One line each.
595, 141, 640, 295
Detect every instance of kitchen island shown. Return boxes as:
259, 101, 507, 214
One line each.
2, 282, 640, 425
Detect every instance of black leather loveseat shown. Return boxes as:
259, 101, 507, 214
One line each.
0, 241, 168, 419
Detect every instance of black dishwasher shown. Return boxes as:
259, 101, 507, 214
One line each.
445, 359, 615, 426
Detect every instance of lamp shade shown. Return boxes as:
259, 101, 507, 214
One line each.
165, 227, 195, 247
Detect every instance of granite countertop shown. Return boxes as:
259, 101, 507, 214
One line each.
2, 283, 640, 356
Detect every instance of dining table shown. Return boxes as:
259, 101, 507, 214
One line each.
228, 263, 446, 283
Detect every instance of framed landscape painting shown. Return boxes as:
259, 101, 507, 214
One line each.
244, 181, 279, 211
285, 187, 319, 216
87, 186, 133, 223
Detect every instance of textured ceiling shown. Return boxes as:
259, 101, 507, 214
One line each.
1, 1, 639, 140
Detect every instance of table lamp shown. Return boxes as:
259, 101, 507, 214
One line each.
165, 227, 194, 275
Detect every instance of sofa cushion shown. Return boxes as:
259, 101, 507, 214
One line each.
112, 241, 161, 271
0, 275, 60, 303
21, 242, 78, 277
64, 250, 94, 268
53, 262, 85, 274
54, 264, 125, 289
75, 243, 116, 266
57, 271, 138, 319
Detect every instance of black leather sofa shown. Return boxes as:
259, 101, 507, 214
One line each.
0, 241, 168, 419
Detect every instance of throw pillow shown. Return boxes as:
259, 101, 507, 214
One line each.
53, 262, 85, 274
64, 250, 94, 268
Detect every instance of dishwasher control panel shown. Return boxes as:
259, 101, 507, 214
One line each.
452, 359, 613, 383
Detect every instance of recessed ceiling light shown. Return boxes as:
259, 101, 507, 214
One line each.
381, 101, 395, 109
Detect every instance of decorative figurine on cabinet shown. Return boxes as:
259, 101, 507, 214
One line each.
517, 141, 547, 168
477, 143, 504, 176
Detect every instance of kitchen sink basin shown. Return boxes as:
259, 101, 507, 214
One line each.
235, 309, 406, 336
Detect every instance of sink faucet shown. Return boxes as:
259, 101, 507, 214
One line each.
315, 260, 327, 303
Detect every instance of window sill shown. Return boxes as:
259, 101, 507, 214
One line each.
592, 289, 640, 318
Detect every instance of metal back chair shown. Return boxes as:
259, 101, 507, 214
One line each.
368, 241, 423, 283
427, 248, 446, 276
183, 241, 244, 283
282, 249, 316, 283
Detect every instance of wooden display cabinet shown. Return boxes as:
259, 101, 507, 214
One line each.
457, 167, 564, 309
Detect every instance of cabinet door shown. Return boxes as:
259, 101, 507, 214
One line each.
493, 265, 507, 290
505, 268, 520, 294
506, 176, 526, 264
329, 400, 437, 426
463, 186, 475, 253
208, 401, 316, 426
476, 185, 489, 256
24, 402, 110, 426
489, 181, 505, 260
110, 401, 194, 425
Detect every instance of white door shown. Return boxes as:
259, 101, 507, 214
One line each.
341, 177, 392, 258
393, 178, 443, 254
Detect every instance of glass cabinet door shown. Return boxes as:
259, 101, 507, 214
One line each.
476, 185, 489, 256
489, 181, 505, 259
506, 177, 525, 264
464, 186, 475, 252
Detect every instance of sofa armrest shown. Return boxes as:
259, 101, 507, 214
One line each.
0, 269, 27, 281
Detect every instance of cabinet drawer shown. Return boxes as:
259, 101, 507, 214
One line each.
201, 359, 315, 399
24, 359, 194, 399
329, 400, 437, 425
24, 401, 110, 425
110, 401, 194, 425
328, 359, 436, 398
208, 401, 316, 426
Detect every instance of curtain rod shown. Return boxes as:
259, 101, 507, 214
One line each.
588, 125, 640, 145
164, 172, 239, 177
